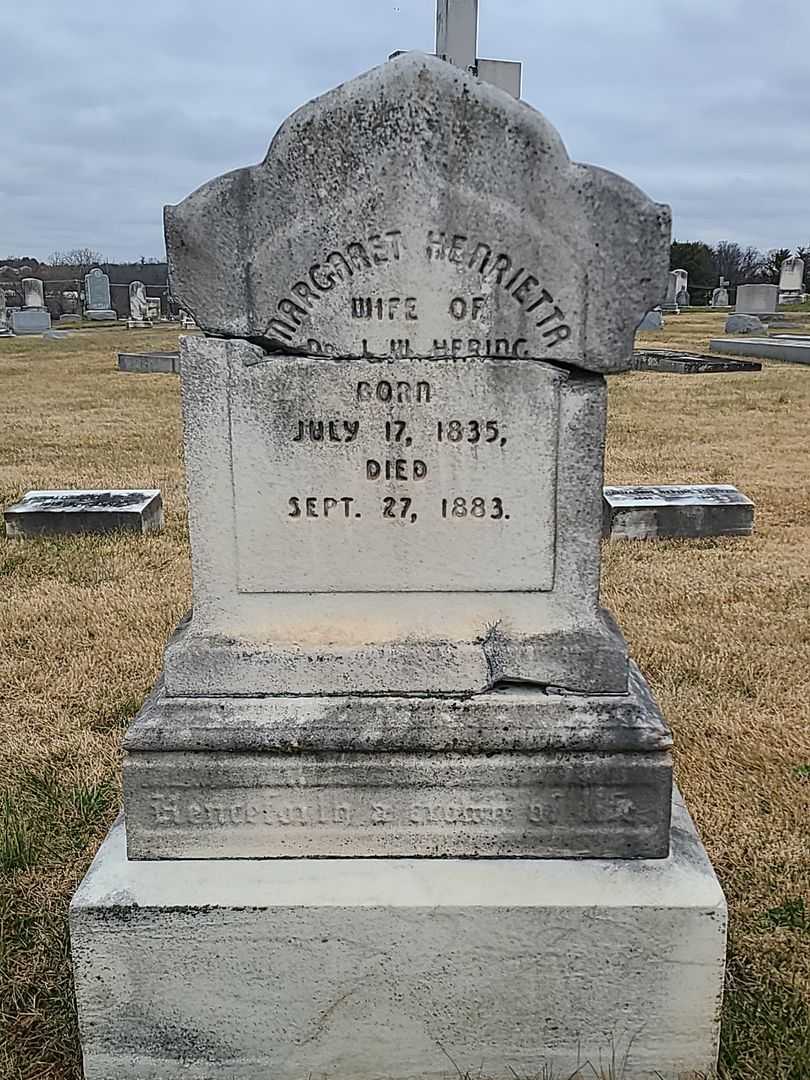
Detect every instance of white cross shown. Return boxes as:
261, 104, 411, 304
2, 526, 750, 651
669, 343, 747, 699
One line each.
436, 0, 522, 98
392, 0, 523, 99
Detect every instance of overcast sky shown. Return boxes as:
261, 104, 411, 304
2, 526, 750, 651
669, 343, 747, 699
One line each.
2, 0, 807, 262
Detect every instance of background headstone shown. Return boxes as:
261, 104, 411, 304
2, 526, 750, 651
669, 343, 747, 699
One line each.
779, 254, 805, 303
637, 308, 664, 330
662, 268, 687, 311
725, 313, 766, 335
735, 283, 779, 314
128, 281, 151, 327
711, 287, 729, 307
0, 293, 11, 336
22, 277, 45, 309
84, 268, 117, 321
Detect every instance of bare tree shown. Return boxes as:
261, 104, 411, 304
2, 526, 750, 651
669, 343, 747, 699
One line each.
713, 241, 764, 286
761, 248, 793, 284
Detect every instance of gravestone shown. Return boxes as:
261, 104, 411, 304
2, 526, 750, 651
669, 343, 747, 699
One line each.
726, 313, 766, 335
637, 307, 664, 330
71, 51, 725, 1080
676, 287, 690, 307
0, 293, 11, 336
711, 286, 729, 307
632, 349, 761, 373
4, 489, 163, 538
146, 296, 162, 322
662, 267, 687, 312
603, 484, 755, 540
84, 268, 117, 320
128, 280, 152, 328
11, 277, 51, 333
735, 283, 778, 314
778, 253, 805, 303
117, 350, 180, 374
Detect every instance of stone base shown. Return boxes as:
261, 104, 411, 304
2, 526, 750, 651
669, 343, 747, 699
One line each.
85, 309, 117, 321
711, 336, 810, 366
70, 791, 725, 1080
127, 318, 153, 329
10, 309, 51, 334
122, 662, 672, 860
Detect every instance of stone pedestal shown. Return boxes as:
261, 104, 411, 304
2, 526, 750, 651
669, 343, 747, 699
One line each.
71, 791, 726, 1080
10, 309, 51, 334
70, 49, 724, 1080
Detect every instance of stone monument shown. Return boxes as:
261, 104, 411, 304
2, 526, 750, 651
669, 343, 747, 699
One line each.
0, 291, 11, 336
711, 285, 729, 307
779, 253, 805, 304
127, 280, 152, 328
70, 50, 726, 1080
84, 268, 117, 321
10, 277, 51, 334
735, 282, 778, 315
662, 267, 687, 312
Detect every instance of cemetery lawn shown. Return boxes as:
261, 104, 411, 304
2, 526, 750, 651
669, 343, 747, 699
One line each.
1, 316, 808, 1080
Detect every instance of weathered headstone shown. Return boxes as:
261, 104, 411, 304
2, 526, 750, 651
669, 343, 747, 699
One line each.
725, 313, 766, 335
10, 277, 51, 333
4, 489, 163, 538
637, 307, 664, 330
84, 268, 117, 320
711, 286, 729, 307
146, 297, 162, 322
0, 292, 11, 336
603, 484, 755, 540
127, 280, 152, 328
735, 283, 778, 314
676, 287, 691, 308
778, 253, 805, 304
71, 51, 725, 1080
662, 267, 687, 312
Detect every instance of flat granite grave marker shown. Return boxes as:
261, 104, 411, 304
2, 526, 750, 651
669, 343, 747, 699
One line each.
117, 351, 180, 373
4, 489, 163, 538
711, 335, 810, 366
632, 349, 762, 373
604, 485, 755, 540
71, 48, 725, 1080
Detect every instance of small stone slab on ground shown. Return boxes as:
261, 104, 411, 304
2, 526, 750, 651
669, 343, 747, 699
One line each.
632, 350, 761, 374
4, 490, 164, 539
603, 485, 754, 541
117, 352, 181, 374
710, 337, 810, 366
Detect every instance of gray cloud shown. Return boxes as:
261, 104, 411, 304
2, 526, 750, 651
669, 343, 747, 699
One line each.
1, 0, 807, 260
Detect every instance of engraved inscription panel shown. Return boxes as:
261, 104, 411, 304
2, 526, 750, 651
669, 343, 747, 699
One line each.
261, 226, 585, 362
230, 358, 561, 593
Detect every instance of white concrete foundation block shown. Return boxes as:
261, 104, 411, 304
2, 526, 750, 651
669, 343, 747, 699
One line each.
70, 791, 725, 1080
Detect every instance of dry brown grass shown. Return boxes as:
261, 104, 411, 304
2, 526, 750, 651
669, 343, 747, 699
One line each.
0, 317, 808, 1079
